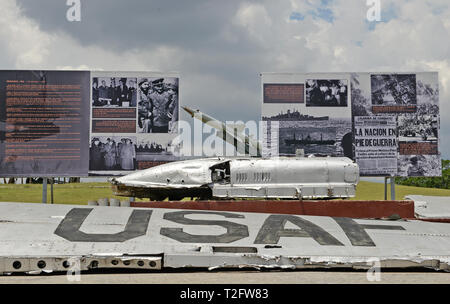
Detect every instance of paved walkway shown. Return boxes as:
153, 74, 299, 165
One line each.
0, 270, 449, 284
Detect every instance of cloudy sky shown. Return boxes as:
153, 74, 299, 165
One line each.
1, 0, 449, 158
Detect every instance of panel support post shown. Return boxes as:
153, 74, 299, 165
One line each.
390, 177, 396, 200
42, 178, 48, 204
50, 178, 54, 204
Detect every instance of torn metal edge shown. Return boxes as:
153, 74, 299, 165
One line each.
0, 255, 162, 275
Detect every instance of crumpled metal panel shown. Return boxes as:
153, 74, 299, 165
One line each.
406, 195, 450, 220
112, 158, 219, 188
0, 202, 449, 274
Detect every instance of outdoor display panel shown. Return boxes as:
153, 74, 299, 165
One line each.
261, 72, 441, 177
0, 70, 180, 178
352, 72, 441, 177
262, 73, 353, 159
0, 70, 90, 177
89, 71, 180, 176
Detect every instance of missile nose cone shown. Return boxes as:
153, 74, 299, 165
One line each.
182, 106, 195, 117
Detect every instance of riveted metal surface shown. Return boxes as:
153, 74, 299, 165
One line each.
0, 202, 448, 274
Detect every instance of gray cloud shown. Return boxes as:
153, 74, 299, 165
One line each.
15, 0, 245, 51
5, 0, 450, 159
13, 0, 270, 122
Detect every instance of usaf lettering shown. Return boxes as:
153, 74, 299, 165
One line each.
55, 209, 405, 246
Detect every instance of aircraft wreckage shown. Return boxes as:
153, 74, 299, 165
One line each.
110, 107, 360, 200
0, 202, 449, 274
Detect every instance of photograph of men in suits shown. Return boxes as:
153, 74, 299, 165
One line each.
108, 78, 117, 105
91, 77, 137, 108
306, 79, 348, 107
116, 78, 129, 107
98, 80, 109, 100
88, 136, 137, 171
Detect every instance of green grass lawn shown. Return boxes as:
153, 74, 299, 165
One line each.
0, 182, 125, 205
352, 181, 450, 201
0, 181, 448, 205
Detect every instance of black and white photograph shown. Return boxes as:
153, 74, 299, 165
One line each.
416, 73, 440, 115
371, 74, 417, 106
397, 154, 442, 177
398, 114, 439, 143
350, 73, 372, 117
89, 136, 137, 172
305, 79, 348, 107
137, 77, 179, 134
277, 117, 352, 157
92, 77, 137, 108
136, 134, 179, 163
262, 103, 351, 121
262, 105, 328, 121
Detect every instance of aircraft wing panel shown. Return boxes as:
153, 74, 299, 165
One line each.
0, 202, 449, 274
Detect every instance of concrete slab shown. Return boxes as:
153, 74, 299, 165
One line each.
1, 271, 449, 284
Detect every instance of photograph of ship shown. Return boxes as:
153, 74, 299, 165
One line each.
305, 79, 348, 107
135, 135, 179, 162
277, 118, 352, 156
371, 74, 417, 106
284, 132, 336, 146
262, 109, 328, 121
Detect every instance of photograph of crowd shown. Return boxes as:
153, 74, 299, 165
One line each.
305, 79, 348, 107
89, 136, 137, 171
397, 154, 441, 177
136, 141, 166, 153
137, 77, 179, 134
398, 114, 438, 142
371, 74, 417, 106
92, 77, 137, 107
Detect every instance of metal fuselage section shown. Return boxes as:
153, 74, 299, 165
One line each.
110, 156, 359, 200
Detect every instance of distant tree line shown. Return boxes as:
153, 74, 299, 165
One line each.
395, 159, 449, 189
